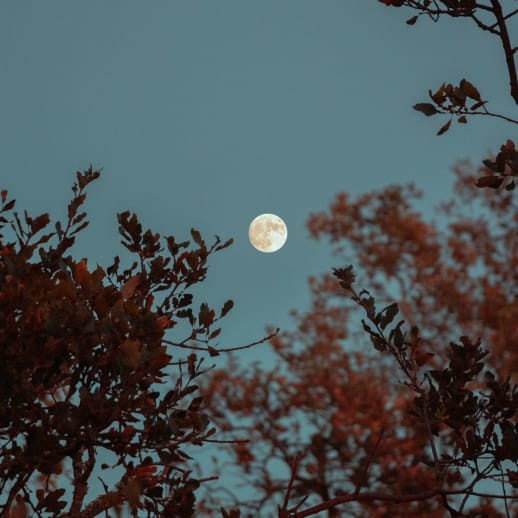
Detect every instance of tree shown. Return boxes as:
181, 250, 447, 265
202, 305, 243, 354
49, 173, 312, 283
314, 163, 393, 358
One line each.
0, 168, 269, 517
3, 3, 518, 518
199, 164, 518, 517
196, 2, 518, 516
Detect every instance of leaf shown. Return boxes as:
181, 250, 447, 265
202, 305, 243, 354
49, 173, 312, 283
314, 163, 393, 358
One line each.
332, 265, 355, 290
476, 175, 503, 189
177, 293, 193, 308
191, 228, 204, 247
198, 302, 214, 327
460, 78, 481, 101
177, 308, 194, 321
507, 469, 518, 489
390, 321, 405, 348
414, 351, 434, 367
215, 237, 234, 251
55, 221, 63, 238
406, 15, 418, 25
209, 328, 221, 340
121, 339, 141, 369
220, 299, 234, 317
156, 315, 171, 330
378, 303, 399, 330
107, 255, 120, 276
73, 258, 89, 284
470, 100, 486, 110
208, 346, 220, 357
457, 115, 467, 124
30, 213, 50, 234
370, 334, 388, 352
2, 199, 15, 211
146, 486, 163, 498
134, 465, 157, 478
71, 212, 87, 226
482, 159, 499, 172
121, 274, 140, 298
70, 220, 89, 236
362, 295, 376, 320
10, 499, 27, 518
1, 190, 6, 202
413, 103, 439, 116
437, 119, 452, 136
429, 83, 446, 104
188, 397, 204, 411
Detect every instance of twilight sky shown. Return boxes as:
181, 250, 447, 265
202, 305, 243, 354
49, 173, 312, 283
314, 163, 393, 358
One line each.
0, 0, 510, 370
0, 2, 514, 366
2, 1, 517, 510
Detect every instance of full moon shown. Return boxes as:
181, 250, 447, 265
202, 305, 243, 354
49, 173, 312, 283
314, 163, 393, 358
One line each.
248, 213, 288, 253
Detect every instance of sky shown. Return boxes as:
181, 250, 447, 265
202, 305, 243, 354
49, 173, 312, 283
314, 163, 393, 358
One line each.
0, 0, 516, 510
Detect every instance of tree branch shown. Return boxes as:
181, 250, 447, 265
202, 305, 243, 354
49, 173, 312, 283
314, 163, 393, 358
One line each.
475, 107, 518, 124
291, 487, 518, 517
469, 12, 500, 36
2, 470, 34, 516
490, 0, 518, 104
69, 446, 96, 516
487, 7, 518, 30
353, 427, 385, 495
278, 454, 302, 517
163, 329, 278, 355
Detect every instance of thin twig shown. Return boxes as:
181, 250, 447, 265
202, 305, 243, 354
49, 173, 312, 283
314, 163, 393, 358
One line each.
470, 12, 500, 36
291, 487, 518, 517
279, 454, 302, 515
487, 7, 518, 30
499, 463, 511, 518
433, 107, 518, 125
353, 427, 385, 495
421, 392, 442, 482
163, 329, 279, 354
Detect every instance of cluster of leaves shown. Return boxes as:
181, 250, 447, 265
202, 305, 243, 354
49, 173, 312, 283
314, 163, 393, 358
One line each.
0, 168, 241, 517
477, 139, 518, 191
309, 165, 518, 376
414, 85, 518, 190
413, 78, 485, 135
379, 0, 486, 21
334, 265, 518, 516
379, 0, 518, 191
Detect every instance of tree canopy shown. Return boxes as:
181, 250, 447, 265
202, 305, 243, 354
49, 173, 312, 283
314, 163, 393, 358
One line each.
0, 169, 260, 516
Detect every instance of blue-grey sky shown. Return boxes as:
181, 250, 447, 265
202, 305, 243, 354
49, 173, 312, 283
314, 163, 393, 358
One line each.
1, 0, 516, 511
2, 2, 513, 367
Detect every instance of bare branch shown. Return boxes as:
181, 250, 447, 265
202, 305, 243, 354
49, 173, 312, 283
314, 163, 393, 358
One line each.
291, 487, 518, 517
353, 428, 385, 495
490, 0, 518, 104
487, 7, 518, 30
163, 329, 279, 355
279, 454, 302, 516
